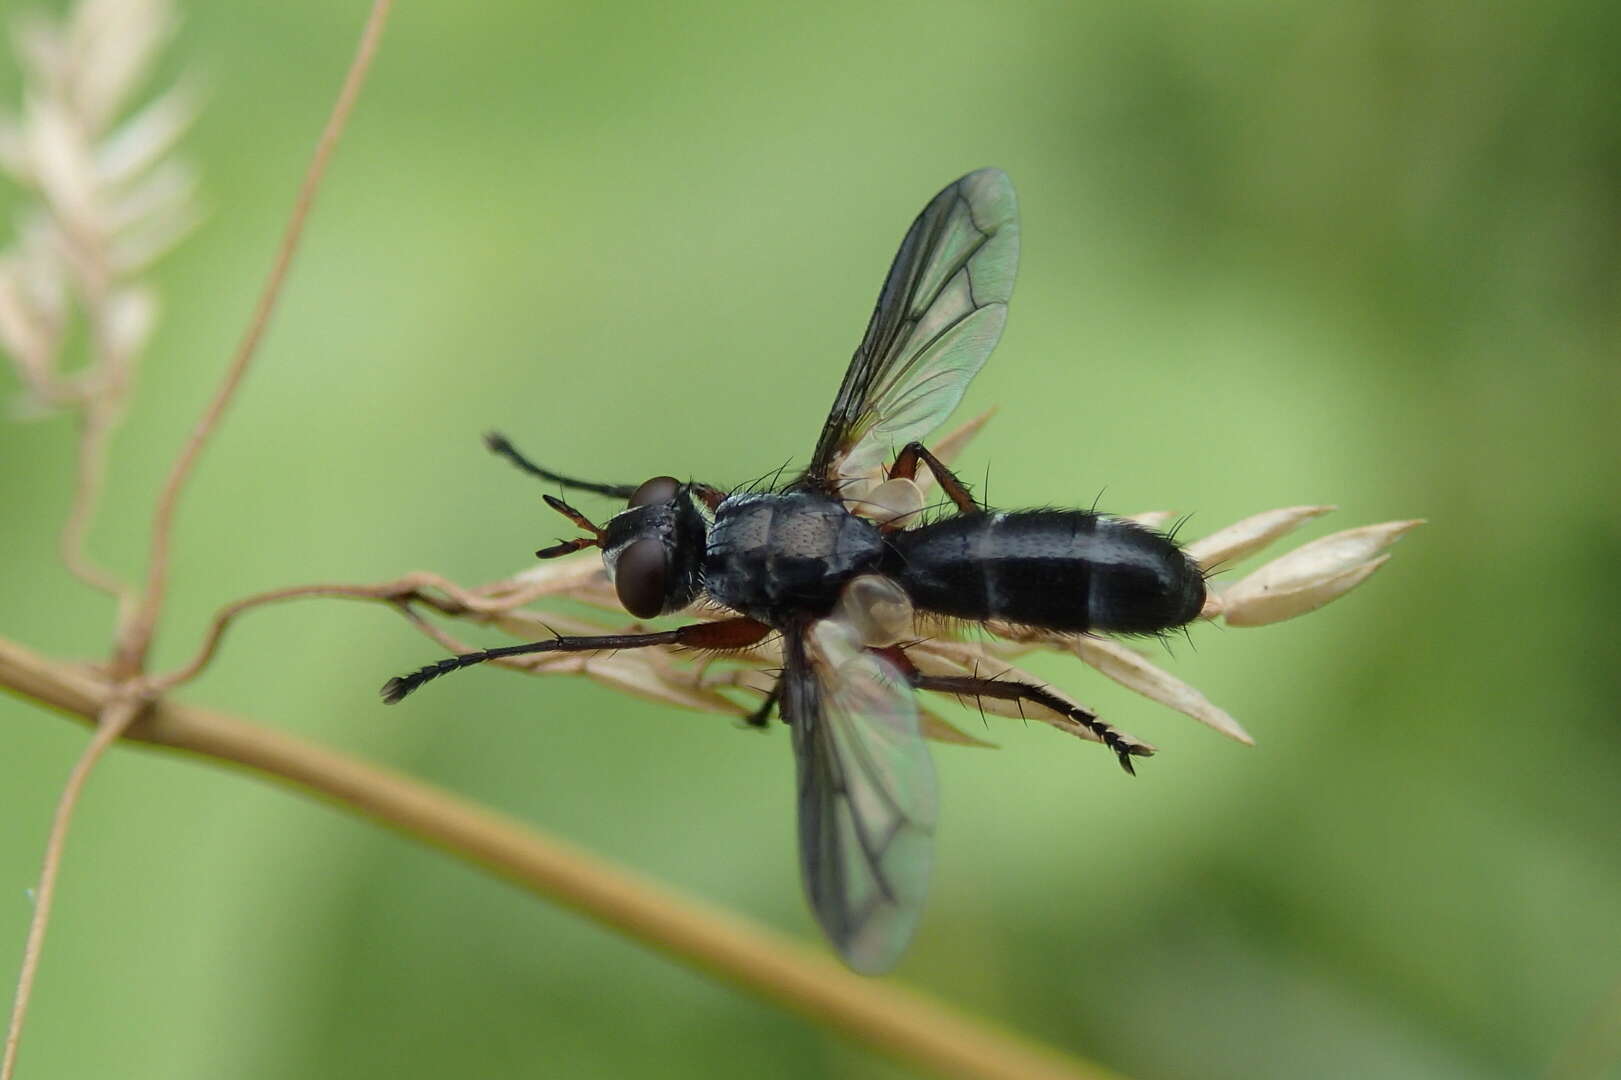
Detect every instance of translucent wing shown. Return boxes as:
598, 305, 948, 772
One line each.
781, 614, 938, 974
802, 168, 1019, 493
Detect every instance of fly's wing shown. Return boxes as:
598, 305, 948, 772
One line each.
781, 618, 938, 974
801, 168, 1019, 493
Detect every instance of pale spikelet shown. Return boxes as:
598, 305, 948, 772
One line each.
925, 407, 993, 470
1185, 505, 1336, 570
1219, 518, 1425, 627
1069, 636, 1253, 745
917, 708, 997, 748
562, 651, 743, 713
0, 0, 196, 416
1126, 510, 1179, 530
0, 220, 71, 405
383, 414, 1422, 765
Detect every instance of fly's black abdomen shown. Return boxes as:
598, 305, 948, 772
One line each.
704, 492, 886, 624
885, 510, 1204, 634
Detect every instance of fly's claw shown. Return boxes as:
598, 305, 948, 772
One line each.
381, 655, 466, 703
1116, 741, 1155, 776
380, 667, 432, 704
1087, 717, 1152, 776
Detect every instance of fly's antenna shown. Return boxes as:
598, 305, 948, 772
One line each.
484, 431, 639, 500
535, 494, 604, 558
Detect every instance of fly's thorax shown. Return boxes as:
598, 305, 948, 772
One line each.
599, 482, 710, 618
703, 491, 887, 623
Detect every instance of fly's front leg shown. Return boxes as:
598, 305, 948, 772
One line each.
690, 483, 727, 512
382, 617, 771, 704
872, 645, 1150, 775
889, 441, 979, 515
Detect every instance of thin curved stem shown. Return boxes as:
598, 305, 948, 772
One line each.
59, 399, 134, 609
1, 695, 142, 1080
144, 570, 587, 693
114, 0, 396, 677
148, 579, 451, 692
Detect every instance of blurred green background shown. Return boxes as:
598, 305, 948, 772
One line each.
3, 2, 1619, 1078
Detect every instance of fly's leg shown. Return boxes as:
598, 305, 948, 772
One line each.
690, 483, 727, 512
532, 494, 608, 559
874, 645, 1149, 775
917, 674, 1150, 776
485, 431, 640, 499
742, 681, 782, 729
534, 536, 598, 559
888, 441, 979, 515
382, 617, 771, 704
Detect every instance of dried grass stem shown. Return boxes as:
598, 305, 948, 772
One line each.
0, 694, 141, 1080
0, 635, 1111, 1080
114, 0, 395, 676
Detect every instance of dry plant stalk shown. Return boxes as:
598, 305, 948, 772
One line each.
0, 2, 1417, 1078
1, 0, 393, 1076
0, 3, 1131, 1079
0, 0, 198, 611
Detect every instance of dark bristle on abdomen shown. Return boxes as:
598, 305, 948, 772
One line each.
885, 510, 1204, 636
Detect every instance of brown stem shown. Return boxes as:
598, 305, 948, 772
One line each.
0, 634, 1117, 1080
58, 401, 133, 607
114, 0, 396, 677
148, 578, 452, 692
1, 694, 142, 1080
143, 571, 613, 694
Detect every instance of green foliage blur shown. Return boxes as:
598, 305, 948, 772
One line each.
3, 3, 1618, 1077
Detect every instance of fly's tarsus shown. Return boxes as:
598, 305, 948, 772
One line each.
902, 666, 1150, 775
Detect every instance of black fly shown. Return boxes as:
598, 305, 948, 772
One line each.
381, 170, 1206, 973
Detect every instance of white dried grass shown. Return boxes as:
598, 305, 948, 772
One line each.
0, 0, 198, 601
0, 0, 196, 418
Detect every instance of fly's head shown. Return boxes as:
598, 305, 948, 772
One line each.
536, 476, 708, 619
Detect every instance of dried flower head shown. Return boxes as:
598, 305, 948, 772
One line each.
0, 0, 198, 601
0, 0, 197, 417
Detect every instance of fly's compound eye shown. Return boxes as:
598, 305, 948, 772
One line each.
614, 538, 668, 618
628, 476, 680, 508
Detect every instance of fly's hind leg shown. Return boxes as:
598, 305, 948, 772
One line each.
918, 675, 1151, 776
889, 442, 979, 515
874, 645, 1149, 775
